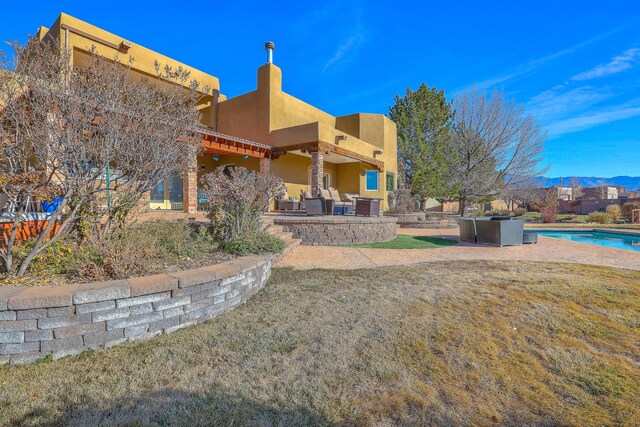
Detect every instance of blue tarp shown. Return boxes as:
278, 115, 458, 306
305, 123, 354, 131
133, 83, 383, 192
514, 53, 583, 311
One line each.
41, 197, 62, 213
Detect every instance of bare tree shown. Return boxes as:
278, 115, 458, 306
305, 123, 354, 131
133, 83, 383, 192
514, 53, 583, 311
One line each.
569, 177, 583, 200
533, 188, 560, 223
1, 38, 206, 275
596, 180, 611, 199
502, 179, 540, 211
451, 88, 547, 215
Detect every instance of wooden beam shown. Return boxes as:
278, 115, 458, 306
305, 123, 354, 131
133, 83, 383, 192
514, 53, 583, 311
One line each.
272, 141, 321, 155
201, 140, 266, 158
331, 144, 385, 171
272, 140, 384, 170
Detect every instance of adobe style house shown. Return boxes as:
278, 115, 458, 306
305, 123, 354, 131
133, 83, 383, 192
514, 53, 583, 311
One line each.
35, 13, 397, 212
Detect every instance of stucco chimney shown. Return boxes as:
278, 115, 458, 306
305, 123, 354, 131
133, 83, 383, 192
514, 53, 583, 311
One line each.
265, 41, 275, 64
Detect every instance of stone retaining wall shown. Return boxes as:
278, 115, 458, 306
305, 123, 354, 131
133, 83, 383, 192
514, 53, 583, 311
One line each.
0, 255, 271, 364
274, 216, 396, 245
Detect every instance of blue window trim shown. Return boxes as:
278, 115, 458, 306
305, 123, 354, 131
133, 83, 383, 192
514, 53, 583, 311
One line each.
365, 170, 379, 191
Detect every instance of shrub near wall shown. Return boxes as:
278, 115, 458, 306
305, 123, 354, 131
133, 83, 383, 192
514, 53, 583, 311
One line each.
0, 255, 272, 364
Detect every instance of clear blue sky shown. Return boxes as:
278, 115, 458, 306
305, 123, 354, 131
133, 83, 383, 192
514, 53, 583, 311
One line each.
2, 1, 640, 178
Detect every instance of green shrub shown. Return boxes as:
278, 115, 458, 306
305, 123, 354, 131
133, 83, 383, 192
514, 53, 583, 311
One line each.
605, 205, 621, 222
224, 232, 286, 257
587, 211, 612, 224
513, 208, 526, 216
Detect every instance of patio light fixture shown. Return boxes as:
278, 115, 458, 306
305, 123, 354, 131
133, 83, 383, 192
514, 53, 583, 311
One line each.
336, 135, 348, 145
213, 155, 220, 161
243, 154, 249, 159
373, 150, 383, 158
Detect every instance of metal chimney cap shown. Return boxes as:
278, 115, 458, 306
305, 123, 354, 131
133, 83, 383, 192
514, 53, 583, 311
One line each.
265, 41, 275, 51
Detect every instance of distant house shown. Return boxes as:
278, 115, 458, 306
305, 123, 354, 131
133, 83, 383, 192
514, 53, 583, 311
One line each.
556, 187, 573, 201
580, 186, 619, 200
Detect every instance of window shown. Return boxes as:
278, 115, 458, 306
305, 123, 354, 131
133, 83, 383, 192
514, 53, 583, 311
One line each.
150, 178, 165, 202
168, 174, 183, 203
322, 174, 331, 190
386, 172, 395, 191
365, 170, 379, 191
307, 169, 332, 190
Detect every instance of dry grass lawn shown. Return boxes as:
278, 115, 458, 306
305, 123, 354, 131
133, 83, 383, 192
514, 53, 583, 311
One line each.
1, 261, 639, 426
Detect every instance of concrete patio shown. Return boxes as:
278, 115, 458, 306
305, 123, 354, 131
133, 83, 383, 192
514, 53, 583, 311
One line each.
277, 228, 640, 271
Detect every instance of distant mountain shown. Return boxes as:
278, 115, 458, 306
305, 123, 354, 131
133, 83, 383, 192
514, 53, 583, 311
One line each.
536, 176, 640, 190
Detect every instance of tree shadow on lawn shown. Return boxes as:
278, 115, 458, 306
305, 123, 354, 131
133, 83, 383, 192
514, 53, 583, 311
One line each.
13, 388, 333, 427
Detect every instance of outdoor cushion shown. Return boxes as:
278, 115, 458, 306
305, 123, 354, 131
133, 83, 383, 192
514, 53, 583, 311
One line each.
328, 188, 341, 201
343, 193, 358, 201
302, 190, 313, 200
319, 188, 331, 199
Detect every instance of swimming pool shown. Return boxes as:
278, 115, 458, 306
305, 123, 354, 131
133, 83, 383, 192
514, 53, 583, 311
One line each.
535, 230, 640, 252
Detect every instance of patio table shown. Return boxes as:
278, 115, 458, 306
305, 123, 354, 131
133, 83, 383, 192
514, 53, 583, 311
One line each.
354, 197, 381, 217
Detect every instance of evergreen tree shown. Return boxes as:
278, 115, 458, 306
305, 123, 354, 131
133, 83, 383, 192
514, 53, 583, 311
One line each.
389, 84, 457, 210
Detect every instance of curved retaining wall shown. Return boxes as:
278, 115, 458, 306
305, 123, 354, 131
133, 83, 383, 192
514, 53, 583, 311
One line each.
0, 255, 271, 364
274, 216, 397, 246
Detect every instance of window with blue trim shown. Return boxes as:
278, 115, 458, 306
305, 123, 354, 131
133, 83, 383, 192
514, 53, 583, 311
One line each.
365, 170, 379, 191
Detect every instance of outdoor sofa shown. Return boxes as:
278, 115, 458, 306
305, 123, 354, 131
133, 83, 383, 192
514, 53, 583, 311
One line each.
458, 216, 525, 247
302, 188, 358, 215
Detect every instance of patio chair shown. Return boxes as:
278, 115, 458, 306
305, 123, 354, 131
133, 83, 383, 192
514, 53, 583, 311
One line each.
304, 198, 325, 216
328, 187, 355, 214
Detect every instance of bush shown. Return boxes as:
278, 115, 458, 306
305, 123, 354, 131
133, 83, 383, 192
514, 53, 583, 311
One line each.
540, 208, 558, 223
387, 189, 416, 214
622, 202, 640, 222
485, 210, 512, 217
605, 205, 621, 222
513, 208, 526, 217
10, 220, 219, 281
12, 239, 100, 278
587, 211, 612, 224
203, 167, 284, 243
224, 232, 286, 257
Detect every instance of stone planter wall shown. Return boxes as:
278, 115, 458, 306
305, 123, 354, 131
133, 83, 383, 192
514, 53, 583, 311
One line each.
384, 212, 427, 222
274, 216, 397, 246
0, 255, 271, 364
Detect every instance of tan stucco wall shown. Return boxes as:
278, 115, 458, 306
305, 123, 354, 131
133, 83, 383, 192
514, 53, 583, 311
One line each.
30, 13, 398, 210
217, 62, 398, 209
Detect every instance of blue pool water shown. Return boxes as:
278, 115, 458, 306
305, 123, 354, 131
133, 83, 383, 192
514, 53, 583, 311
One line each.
535, 230, 640, 252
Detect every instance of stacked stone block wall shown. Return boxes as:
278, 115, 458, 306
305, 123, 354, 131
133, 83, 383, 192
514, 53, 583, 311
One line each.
0, 255, 271, 364
274, 217, 396, 245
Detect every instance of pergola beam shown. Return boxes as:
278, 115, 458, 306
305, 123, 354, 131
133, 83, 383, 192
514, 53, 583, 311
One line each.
272, 140, 384, 171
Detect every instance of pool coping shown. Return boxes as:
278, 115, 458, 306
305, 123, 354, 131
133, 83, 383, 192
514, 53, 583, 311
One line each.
530, 228, 640, 237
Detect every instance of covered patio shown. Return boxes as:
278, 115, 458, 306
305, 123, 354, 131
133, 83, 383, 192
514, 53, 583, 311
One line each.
271, 140, 384, 199
150, 127, 273, 213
